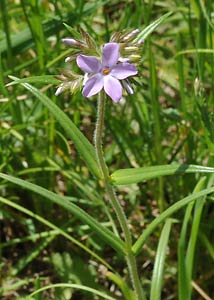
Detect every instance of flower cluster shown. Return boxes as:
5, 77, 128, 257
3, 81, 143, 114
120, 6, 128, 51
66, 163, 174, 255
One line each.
56, 28, 143, 102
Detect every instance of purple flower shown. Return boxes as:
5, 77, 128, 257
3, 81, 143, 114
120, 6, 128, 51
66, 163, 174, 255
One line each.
76, 43, 138, 102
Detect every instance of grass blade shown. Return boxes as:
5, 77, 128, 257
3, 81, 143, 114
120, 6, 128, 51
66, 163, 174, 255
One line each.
0, 172, 125, 255
132, 186, 214, 256
134, 11, 172, 42
178, 177, 206, 300
29, 283, 117, 300
185, 182, 207, 297
150, 219, 173, 300
0, 196, 113, 271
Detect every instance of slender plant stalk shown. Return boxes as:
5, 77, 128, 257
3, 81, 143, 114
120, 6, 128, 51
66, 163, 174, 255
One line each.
94, 91, 145, 300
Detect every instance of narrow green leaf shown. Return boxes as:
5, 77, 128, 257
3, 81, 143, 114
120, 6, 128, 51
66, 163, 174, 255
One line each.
175, 48, 214, 57
150, 219, 173, 300
106, 272, 135, 300
0, 173, 125, 255
8, 76, 101, 179
198, 0, 214, 30
7, 75, 60, 86
178, 202, 194, 300
132, 186, 214, 256
111, 164, 214, 185
199, 232, 214, 259
134, 11, 172, 42
63, 23, 82, 39
29, 283, 117, 300
178, 178, 206, 300
182, 178, 206, 299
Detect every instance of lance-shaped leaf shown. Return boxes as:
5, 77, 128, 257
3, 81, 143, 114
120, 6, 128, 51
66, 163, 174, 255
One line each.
7, 75, 61, 86
111, 164, 214, 185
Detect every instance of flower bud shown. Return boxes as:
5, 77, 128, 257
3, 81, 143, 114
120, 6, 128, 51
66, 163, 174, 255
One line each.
55, 86, 64, 96
137, 39, 144, 45
62, 38, 78, 45
128, 54, 141, 62
118, 57, 130, 63
65, 56, 72, 63
194, 77, 204, 97
124, 46, 139, 52
122, 80, 134, 94
123, 29, 140, 41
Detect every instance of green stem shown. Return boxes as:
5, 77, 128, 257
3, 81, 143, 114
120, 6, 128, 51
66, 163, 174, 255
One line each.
94, 91, 145, 300
94, 90, 109, 179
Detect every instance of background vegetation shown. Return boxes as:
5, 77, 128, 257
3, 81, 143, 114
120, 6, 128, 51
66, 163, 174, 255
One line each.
0, 0, 214, 299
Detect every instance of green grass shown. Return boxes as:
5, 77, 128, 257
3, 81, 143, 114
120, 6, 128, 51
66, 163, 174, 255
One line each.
1, 1, 214, 299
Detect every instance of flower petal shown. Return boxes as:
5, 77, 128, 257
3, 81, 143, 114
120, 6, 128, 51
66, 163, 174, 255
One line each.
110, 63, 138, 79
83, 74, 104, 98
102, 43, 119, 67
77, 55, 101, 73
104, 75, 122, 102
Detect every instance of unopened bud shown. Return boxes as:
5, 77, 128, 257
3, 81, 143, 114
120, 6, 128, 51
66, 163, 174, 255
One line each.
65, 56, 72, 63
62, 38, 78, 45
194, 77, 204, 97
55, 86, 63, 96
118, 57, 130, 63
122, 80, 134, 94
128, 54, 141, 62
124, 46, 139, 52
137, 39, 144, 45
71, 80, 79, 92
123, 29, 140, 41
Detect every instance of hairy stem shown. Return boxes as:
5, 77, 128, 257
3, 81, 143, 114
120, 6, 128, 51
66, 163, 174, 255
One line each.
94, 91, 145, 300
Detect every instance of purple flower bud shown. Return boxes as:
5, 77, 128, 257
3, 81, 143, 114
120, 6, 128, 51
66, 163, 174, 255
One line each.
62, 38, 78, 45
131, 29, 140, 35
122, 80, 134, 94
123, 29, 140, 41
137, 39, 144, 45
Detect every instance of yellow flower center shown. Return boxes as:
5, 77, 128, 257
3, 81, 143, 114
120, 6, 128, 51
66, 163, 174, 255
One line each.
102, 68, 110, 75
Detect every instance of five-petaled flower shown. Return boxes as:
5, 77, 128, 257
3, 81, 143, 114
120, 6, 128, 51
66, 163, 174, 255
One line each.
76, 42, 137, 102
